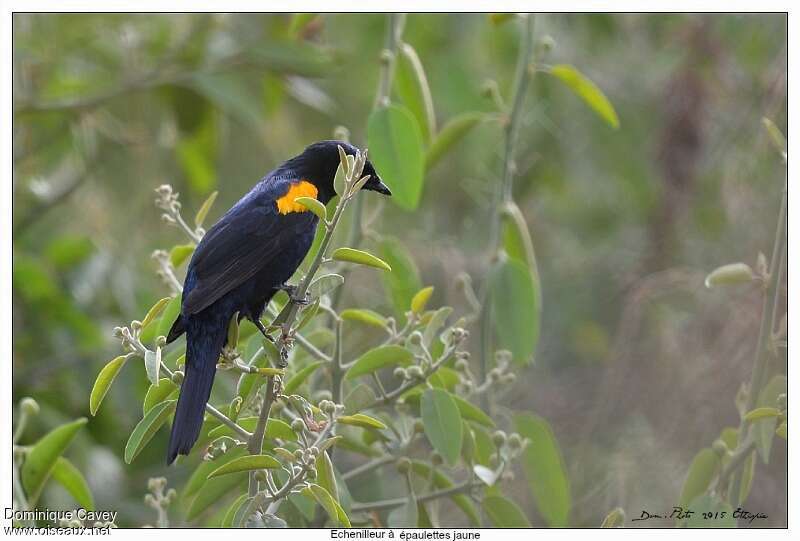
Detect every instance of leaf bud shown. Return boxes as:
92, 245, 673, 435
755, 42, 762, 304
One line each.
291, 418, 306, 433
20, 397, 40, 416
492, 430, 507, 447
396, 457, 411, 474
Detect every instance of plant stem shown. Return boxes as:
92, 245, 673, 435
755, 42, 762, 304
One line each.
331, 13, 406, 311
341, 455, 395, 481
351, 480, 480, 512
248, 376, 277, 496
478, 14, 536, 401
158, 360, 252, 440
729, 170, 787, 498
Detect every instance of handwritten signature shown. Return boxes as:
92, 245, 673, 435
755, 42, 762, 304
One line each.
632, 507, 768, 524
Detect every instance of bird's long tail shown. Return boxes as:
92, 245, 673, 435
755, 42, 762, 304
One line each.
167, 322, 226, 465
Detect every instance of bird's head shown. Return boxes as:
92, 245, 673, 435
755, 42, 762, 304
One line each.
284, 140, 391, 203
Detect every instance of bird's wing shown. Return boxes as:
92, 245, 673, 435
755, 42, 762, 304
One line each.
182, 191, 314, 315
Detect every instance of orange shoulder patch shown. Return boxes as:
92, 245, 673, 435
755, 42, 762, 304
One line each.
276, 180, 319, 215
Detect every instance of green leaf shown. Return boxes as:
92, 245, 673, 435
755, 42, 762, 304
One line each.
367, 104, 425, 210
51, 457, 94, 510
301, 484, 351, 527
738, 450, 756, 505
501, 201, 540, 277
190, 74, 263, 133
182, 447, 247, 503
425, 112, 484, 170
345, 345, 414, 380
343, 383, 377, 414
451, 395, 494, 427
207, 417, 296, 442
141, 297, 172, 329
682, 494, 736, 528
744, 407, 782, 422
294, 196, 327, 221
21, 418, 87, 506
379, 237, 422, 322
331, 247, 391, 271
170, 244, 195, 268
221, 494, 249, 527
704, 262, 754, 288
549, 64, 619, 129
208, 455, 281, 478
423, 306, 452, 348
315, 450, 339, 503
776, 421, 787, 440
194, 190, 218, 228
155, 296, 182, 341
89, 355, 127, 416
394, 43, 436, 144
337, 413, 387, 430
410, 286, 434, 314
284, 361, 325, 394
341, 308, 387, 328
409, 461, 479, 525
144, 347, 161, 385
187, 471, 247, 521
754, 375, 787, 463
490, 256, 540, 364
308, 273, 344, 299
678, 448, 720, 508
515, 413, 570, 527
143, 378, 179, 415
601, 507, 625, 528
124, 400, 177, 464
483, 495, 531, 527
421, 389, 462, 466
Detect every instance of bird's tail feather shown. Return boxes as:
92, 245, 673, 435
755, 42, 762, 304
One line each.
167, 323, 225, 465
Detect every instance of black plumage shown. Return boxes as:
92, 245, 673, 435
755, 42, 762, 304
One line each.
165, 141, 390, 464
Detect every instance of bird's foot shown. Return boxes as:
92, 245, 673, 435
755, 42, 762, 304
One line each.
253, 319, 276, 342
278, 283, 310, 306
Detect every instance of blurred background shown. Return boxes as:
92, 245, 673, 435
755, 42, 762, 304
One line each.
12, 13, 787, 527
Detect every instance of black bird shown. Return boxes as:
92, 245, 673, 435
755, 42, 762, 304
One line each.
165, 141, 391, 464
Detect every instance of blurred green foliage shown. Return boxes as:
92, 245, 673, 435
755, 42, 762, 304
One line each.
12, 13, 786, 527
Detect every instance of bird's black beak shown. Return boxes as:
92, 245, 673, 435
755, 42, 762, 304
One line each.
364, 176, 392, 196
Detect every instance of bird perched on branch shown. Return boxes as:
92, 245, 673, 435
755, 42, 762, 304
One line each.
164, 141, 391, 464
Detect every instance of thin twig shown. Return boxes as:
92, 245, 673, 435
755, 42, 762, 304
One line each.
351, 481, 481, 512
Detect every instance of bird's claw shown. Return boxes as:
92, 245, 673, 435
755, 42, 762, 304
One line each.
278, 283, 310, 306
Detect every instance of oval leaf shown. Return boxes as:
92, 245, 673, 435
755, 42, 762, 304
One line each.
124, 400, 177, 464
284, 361, 325, 395
208, 454, 281, 478
144, 347, 161, 385
421, 389, 462, 466
341, 308, 387, 328
425, 112, 484, 171
515, 412, 570, 527
194, 190, 218, 228
410, 286, 434, 314
308, 273, 344, 299
143, 378, 179, 415
744, 407, 781, 422
483, 495, 532, 527
367, 104, 425, 211
395, 42, 436, 144
302, 484, 351, 527
678, 447, 721, 508
549, 64, 619, 129
380, 237, 422, 323
294, 196, 327, 221
141, 297, 172, 329
704, 262, 754, 288
21, 418, 87, 506
51, 457, 94, 510
170, 244, 195, 268
490, 256, 540, 364
332, 247, 391, 271
345, 345, 413, 381
337, 413, 387, 430
89, 355, 128, 416
451, 395, 494, 427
